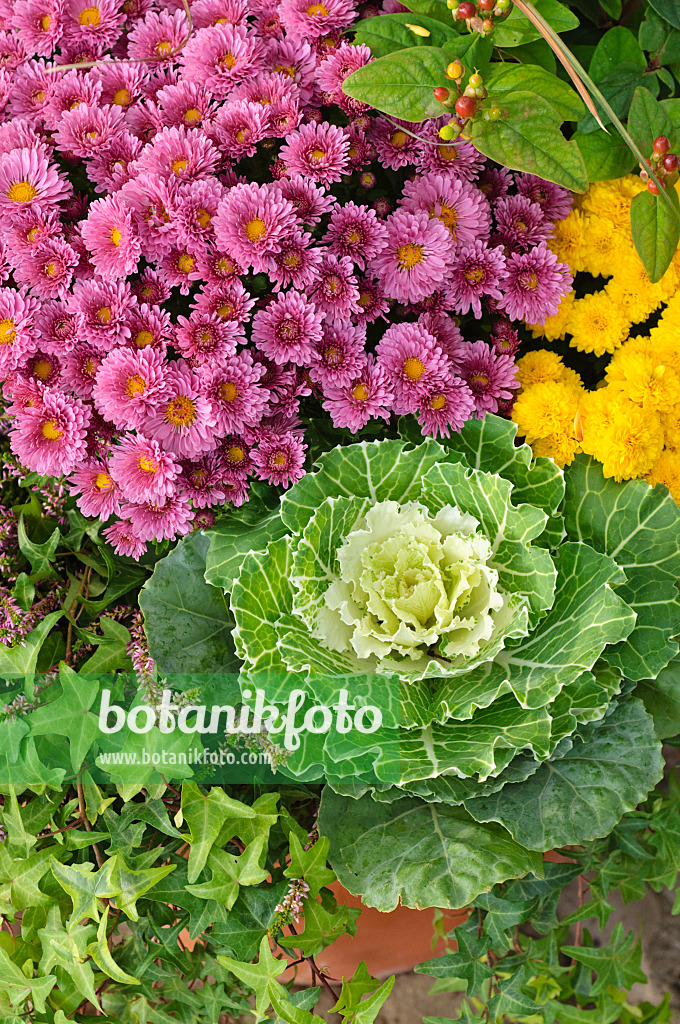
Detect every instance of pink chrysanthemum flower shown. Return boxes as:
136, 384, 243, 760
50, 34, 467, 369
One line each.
253, 3, 283, 38
133, 268, 171, 307
233, 72, 301, 138
109, 433, 179, 503
126, 100, 163, 144
9, 59, 54, 123
61, 342, 103, 398
193, 247, 244, 287
131, 125, 220, 183
490, 318, 520, 357
4, 374, 45, 418
309, 253, 360, 320
415, 375, 476, 439
127, 8, 190, 63
498, 242, 572, 324
400, 172, 490, 248
213, 181, 297, 272
44, 71, 101, 132
0, 31, 28, 71
80, 194, 141, 277
12, 0, 64, 57
493, 195, 551, 253
455, 340, 519, 418
13, 236, 79, 299
265, 228, 324, 292
251, 431, 306, 487
322, 355, 393, 432
372, 117, 419, 171
87, 131, 143, 194
212, 99, 269, 160
124, 303, 172, 353
53, 103, 126, 159
417, 310, 463, 363
515, 173, 573, 222
278, 0, 355, 44
267, 37, 316, 105
157, 247, 202, 295
21, 348, 62, 388
252, 289, 322, 365
174, 312, 240, 363
376, 320, 450, 413
309, 320, 366, 388
145, 361, 217, 458
197, 350, 269, 435
0, 119, 49, 160
0, 288, 39, 376
219, 431, 253, 477
179, 23, 267, 99
413, 126, 486, 181
477, 166, 514, 204
345, 124, 374, 171
446, 241, 507, 319
93, 347, 170, 429
69, 457, 122, 521
179, 452, 230, 507
62, 0, 124, 48
11, 389, 90, 475
354, 276, 390, 323
34, 298, 83, 349
323, 202, 387, 270
102, 517, 147, 558
191, 279, 254, 324
0, 148, 70, 218
279, 121, 350, 185
119, 173, 179, 261
191, 0, 248, 30
155, 80, 217, 130
90, 59, 149, 109
72, 277, 136, 347
272, 176, 334, 225
123, 493, 194, 542
368, 209, 453, 304
316, 41, 372, 113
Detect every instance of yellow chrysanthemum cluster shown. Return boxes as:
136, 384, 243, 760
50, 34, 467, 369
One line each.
514, 176, 680, 503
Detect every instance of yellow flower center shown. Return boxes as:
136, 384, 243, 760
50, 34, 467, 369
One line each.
172, 157, 188, 175
184, 107, 201, 124
274, 63, 296, 78
390, 130, 408, 148
33, 91, 45, 103
465, 266, 484, 284
8, 180, 37, 203
97, 306, 112, 324
196, 208, 211, 228
78, 5, 100, 24
346, 229, 361, 244
135, 330, 154, 348
470, 372, 489, 387
95, 472, 113, 490
217, 257, 236, 275
403, 357, 425, 381
236, 129, 247, 144
437, 144, 457, 161
138, 456, 157, 473
226, 445, 245, 463
110, 227, 122, 246
216, 302, 234, 319
244, 217, 267, 242
397, 243, 424, 270
272, 452, 287, 466
220, 52, 236, 69
178, 253, 194, 273
84, 358, 96, 375
165, 395, 196, 427
0, 319, 16, 344
436, 202, 458, 234
221, 381, 238, 402
283, 251, 300, 268
45, 263, 57, 278
126, 374, 146, 397
358, 291, 372, 309
113, 88, 131, 106
41, 420, 62, 440
310, 148, 326, 161
521, 271, 539, 291
352, 383, 369, 401
156, 40, 172, 54
307, 3, 328, 13
325, 347, 341, 366
33, 359, 52, 379
429, 394, 446, 410
40, 14, 51, 29
27, 227, 39, 242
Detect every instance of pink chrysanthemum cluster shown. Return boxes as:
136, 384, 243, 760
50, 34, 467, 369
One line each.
0, 0, 573, 554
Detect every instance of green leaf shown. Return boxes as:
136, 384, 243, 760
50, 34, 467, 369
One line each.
590, 26, 646, 80
86, 907, 141, 986
17, 515, 60, 581
28, 663, 100, 771
416, 929, 493, 993
487, 966, 542, 1019
342, 46, 451, 121
640, 10, 680, 66
231, 535, 295, 682
280, 892, 360, 957
579, 66, 659, 135
139, 533, 237, 674
181, 783, 264, 883
630, 185, 680, 284
12, 573, 34, 612
484, 63, 585, 122
471, 91, 588, 193
564, 456, 680, 680
109, 854, 175, 921
343, 976, 395, 1024
627, 87, 676, 160
352, 13, 459, 58
319, 791, 542, 912
330, 962, 382, 1016
635, 655, 680, 739
396, 0, 455, 25
269, 986, 316, 1024
204, 511, 288, 592
647, 0, 680, 30
562, 924, 646, 995
464, 698, 664, 850
50, 857, 119, 926
574, 129, 638, 181
493, 0, 578, 46
283, 833, 335, 899
0, 944, 56, 1013
217, 935, 288, 1016
211, 882, 289, 959
0, 611, 62, 682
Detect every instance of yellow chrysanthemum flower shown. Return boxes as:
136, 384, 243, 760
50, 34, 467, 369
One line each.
605, 252, 665, 324
606, 345, 680, 414
579, 216, 633, 278
528, 290, 576, 342
661, 407, 680, 449
566, 292, 631, 357
579, 389, 664, 482
512, 380, 582, 467
646, 449, 680, 504
580, 176, 644, 230
515, 349, 583, 393
547, 209, 586, 273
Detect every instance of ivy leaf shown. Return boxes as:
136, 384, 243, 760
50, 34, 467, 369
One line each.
279, 893, 360, 958
139, 533, 237, 674
475, 891, 537, 951
28, 663, 100, 771
562, 924, 646, 995
211, 882, 289, 960
0, 611, 63, 682
630, 185, 680, 283
109, 854, 175, 921
319, 791, 542, 912
0, 945, 56, 1013
330, 962, 382, 1016
343, 976, 395, 1023
471, 91, 588, 193
37, 905, 99, 1010
283, 833, 335, 899
50, 857, 119, 926
217, 934, 288, 1016
487, 966, 543, 1019
270, 986, 316, 1024
415, 929, 493, 994
86, 906, 141, 986
181, 783, 264, 883
464, 699, 663, 850
17, 514, 60, 581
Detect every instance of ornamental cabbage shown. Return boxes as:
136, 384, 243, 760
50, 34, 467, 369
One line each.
203, 415, 680, 910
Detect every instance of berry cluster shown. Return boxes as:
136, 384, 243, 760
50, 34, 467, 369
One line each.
445, 0, 512, 36
433, 65, 503, 141
640, 135, 680, 195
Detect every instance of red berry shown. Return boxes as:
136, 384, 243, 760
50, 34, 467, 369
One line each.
457, 1, 476, 17
648, 180, 661, 194
663, 152, 679, 172
653, 135, 671, 155
482, 16, 494, 30
455, 95, 477, 119
478, 0, 494, 7
433, 86, 450, 102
